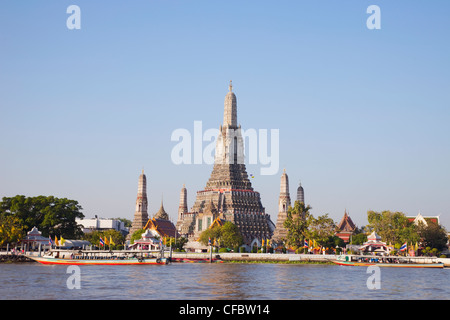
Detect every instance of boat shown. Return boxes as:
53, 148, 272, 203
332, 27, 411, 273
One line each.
329, 255, 444, 268
28, 254, 170, 265
26, 249, 170, 265
171, 257, 224, 263
28, 255, 170, 265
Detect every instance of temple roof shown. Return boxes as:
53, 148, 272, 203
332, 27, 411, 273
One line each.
144, 218, 179, 239
154, 200, 170, 220
367, 231, 382, 241
336, 211, 356, 232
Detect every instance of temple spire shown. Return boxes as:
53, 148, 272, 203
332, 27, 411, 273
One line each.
273, 169, 291, 243
223, 81, 237, 128
278, 169, 291, 211
127, 170, 149, 239
297, 180, 305, 204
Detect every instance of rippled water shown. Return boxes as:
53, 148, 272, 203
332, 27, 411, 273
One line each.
1, 263, 449, 300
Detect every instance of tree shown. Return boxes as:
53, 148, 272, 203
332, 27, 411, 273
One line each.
199, 225, 222, 247
322, 235, 345, 253
0, 214, 23, 246
366, 210, 418, 245
283, 201, 312, 247
220, 221, 243, 248
198, 221, 243, 249
306, 213, 336, 246
417, 221, 448, 251
130, 228, 145, 244
351, 233, 367, 245
166, 236, 188, 251
0, 195, 84, 239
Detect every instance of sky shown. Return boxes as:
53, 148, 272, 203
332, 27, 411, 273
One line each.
1, 1, 449, 231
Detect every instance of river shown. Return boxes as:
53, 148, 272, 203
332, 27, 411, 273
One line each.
1, 262, 449, 300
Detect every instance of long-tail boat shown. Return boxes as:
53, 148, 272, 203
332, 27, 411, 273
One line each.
329, 255, 444, 268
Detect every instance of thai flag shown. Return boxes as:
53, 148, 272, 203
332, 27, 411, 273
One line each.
400, 242, 407, 251
304, 239, 308, 248
208, 237, 211, 246
48, 236, 54, 246
99, 237, 105, 247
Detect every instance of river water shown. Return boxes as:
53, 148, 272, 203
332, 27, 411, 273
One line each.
1, 262, 449, 300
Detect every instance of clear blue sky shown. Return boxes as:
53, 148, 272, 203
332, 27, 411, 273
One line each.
1, 1, 449, 230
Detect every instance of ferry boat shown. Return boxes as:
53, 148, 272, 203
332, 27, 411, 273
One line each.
330, 255, 444, 268
27, 249, 170, 265
28, 255, 170, 265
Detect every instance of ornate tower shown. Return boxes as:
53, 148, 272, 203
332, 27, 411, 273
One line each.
128, 170, 149, 238
186, 82, 274, 245
297, 181, 305, 204
273, 169, 291, 243
177, 185, 188, 222
154, 199, 170, 220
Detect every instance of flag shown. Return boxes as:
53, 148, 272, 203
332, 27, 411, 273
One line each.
99, 237, 105, 247
262, 239, 265, 246
110, 236, 115, 246
49, 236, 54, 246
304, 239, 308, 248
208, 237, 211, 246
415, 242, 418, 251
54, 236, 59, 246
60, 236, 65, 246
104, 236, 109, 246
400, 242, 407, 251
309, 239, 313, 247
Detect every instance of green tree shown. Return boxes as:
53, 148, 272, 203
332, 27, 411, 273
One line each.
0, 195, 84, 239
418, 221, 448, 251
283, 201, 312, 247
351, 233, 367, 245
130, 228, 145, 244
199, 225, 222, 246
0, 214, 24, 246
167, 236, 188, 251
198, 221, 243, 249
366, 210, 418, 245
220, 221, 243, 248
306, 213, 336, 246
322, 235, 345, 253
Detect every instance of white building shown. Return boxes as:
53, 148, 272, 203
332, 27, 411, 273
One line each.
76, 216, 128, 235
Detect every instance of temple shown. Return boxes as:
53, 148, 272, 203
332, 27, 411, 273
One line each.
335, 211, 357, 243
176, 82, 275, 251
